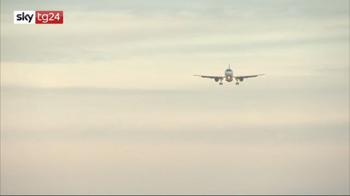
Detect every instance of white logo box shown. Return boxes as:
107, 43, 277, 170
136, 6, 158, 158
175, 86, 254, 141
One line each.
14, 11, 36, 24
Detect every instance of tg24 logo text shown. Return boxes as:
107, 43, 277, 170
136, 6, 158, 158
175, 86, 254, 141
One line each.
14, 11, 63, 24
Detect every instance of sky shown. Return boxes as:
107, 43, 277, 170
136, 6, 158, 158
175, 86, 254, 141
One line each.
1, 0, 349, 194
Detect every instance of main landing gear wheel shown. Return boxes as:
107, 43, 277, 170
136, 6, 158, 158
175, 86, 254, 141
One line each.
235, 82, 239, 85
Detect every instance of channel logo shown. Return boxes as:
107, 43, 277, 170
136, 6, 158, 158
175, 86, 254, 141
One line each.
14, 11, 63, 24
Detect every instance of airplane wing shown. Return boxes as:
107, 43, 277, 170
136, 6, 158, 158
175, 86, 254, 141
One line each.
193, 75, 224, 80
234, 74, 264, 80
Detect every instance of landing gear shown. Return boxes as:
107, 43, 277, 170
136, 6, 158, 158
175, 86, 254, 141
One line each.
219, 79, 223, 85
235, 79, 240, 85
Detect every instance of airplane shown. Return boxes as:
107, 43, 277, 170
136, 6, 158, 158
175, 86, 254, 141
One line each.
194, 65, 264, 85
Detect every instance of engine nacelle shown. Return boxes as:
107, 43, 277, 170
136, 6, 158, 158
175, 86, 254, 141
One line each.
214, 78, 219, 82
239, 78, 244, 82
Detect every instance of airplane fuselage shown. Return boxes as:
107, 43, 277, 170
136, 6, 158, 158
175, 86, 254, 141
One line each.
225, 68, 233, 82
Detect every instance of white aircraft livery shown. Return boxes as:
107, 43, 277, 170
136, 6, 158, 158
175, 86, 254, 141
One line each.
194, 65, 264, 85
